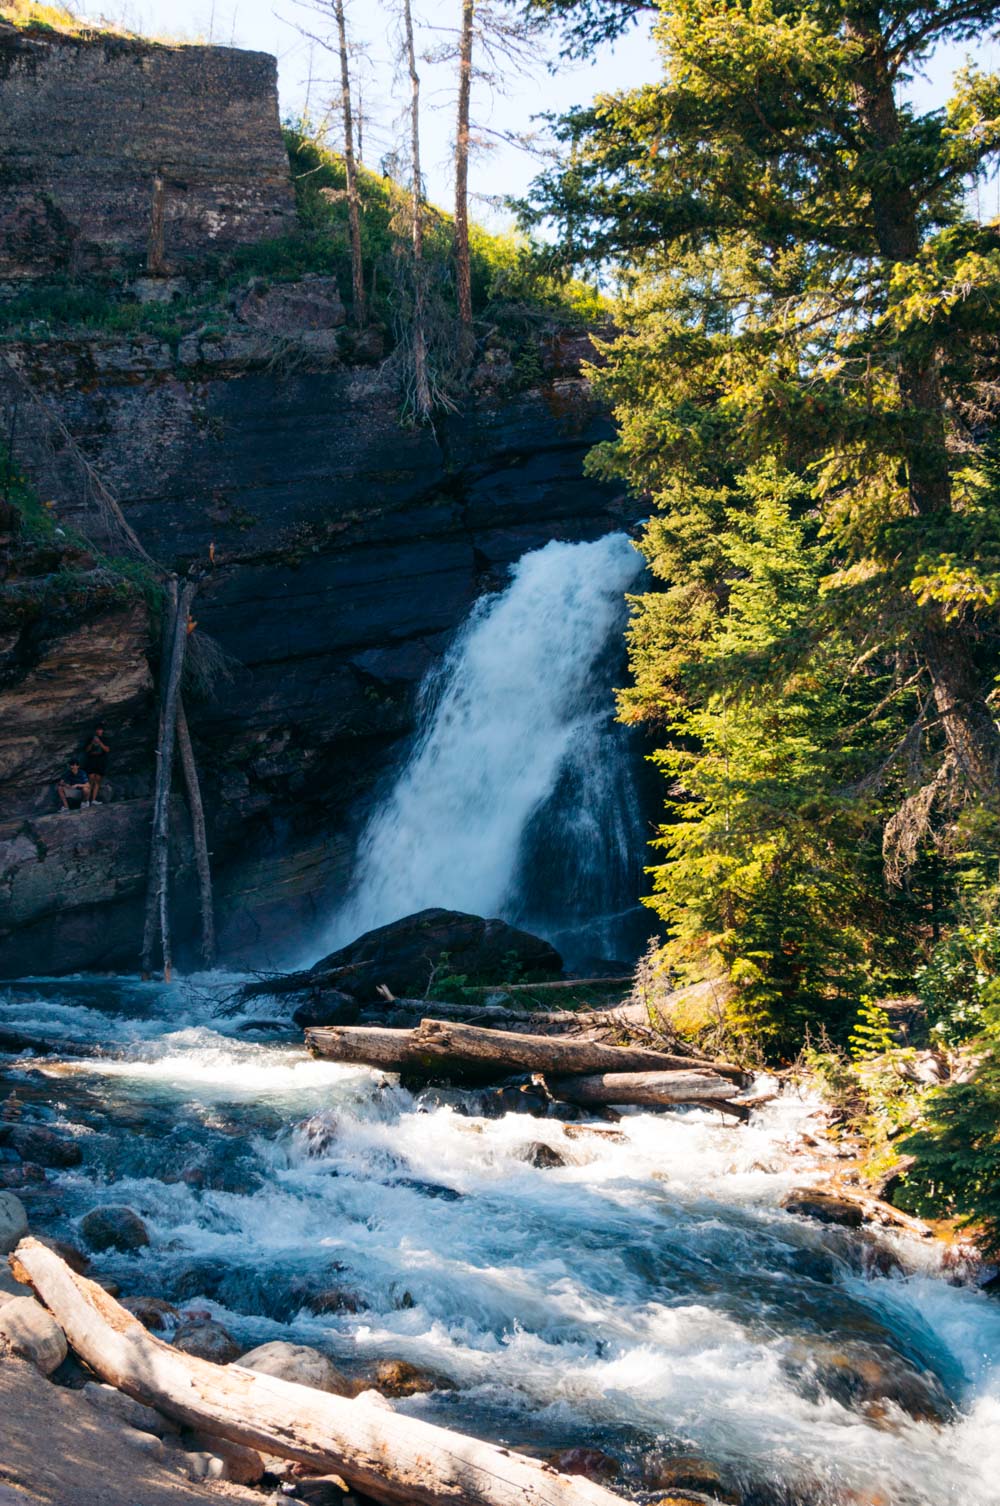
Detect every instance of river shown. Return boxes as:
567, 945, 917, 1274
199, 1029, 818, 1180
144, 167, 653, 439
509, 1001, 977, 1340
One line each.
2, 975, 999, 1506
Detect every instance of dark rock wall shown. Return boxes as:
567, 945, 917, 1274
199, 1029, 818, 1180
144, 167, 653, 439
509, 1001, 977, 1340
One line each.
0, 22, 294, 275
0, 331, 629, 975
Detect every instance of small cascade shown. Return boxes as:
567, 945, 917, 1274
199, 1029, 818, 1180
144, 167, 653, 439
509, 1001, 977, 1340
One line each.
325, 532, 648, 964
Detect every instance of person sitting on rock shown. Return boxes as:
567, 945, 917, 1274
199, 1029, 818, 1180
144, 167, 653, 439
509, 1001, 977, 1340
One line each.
57, 759, 91, 813
84, 724, 110, 805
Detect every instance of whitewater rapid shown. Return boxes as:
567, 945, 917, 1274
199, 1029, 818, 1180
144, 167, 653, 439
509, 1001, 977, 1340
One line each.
324, 533, 647, 963
2, 977, 1000, 1506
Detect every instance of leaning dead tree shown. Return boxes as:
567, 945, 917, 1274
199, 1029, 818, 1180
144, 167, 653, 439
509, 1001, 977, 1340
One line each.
176, 696, 216, 968
335, 0, 367, 327
13, 1240, 629, 1506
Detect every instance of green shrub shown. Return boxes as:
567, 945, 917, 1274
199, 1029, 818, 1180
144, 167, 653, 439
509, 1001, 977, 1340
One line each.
917, 920, 1000, 1045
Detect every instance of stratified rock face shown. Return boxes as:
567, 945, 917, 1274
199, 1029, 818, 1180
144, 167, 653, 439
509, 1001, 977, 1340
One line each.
308, 908, 564, 1002
0, 22, 294, 275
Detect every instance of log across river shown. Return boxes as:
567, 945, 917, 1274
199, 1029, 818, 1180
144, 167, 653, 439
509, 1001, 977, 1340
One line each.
2, 976, 1000, 1506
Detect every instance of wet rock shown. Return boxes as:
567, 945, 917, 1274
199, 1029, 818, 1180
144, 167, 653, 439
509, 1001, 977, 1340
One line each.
292, 992, 362, 1030
0, 1190, 27, 1252
781, 1189, 864, 1229
37, 1236, 90, 1274
0, 1124, 81, 1168
644, 1455, 739, 1503
785, 1248, 838, 1285
237, 1340, 353, 1395
120, 1294, 180, 1331
182, 1431, 264, 1483
548, 1447, 619, 1480
79, 1204, 150, 1253
390, 1176, 463, 1202
292, 1281, 366, 1316
304, 908, 563, 1005
166, 1258, 228, 1302
0, 1295, 68, 1374
82, 1381, 178, 1436
373, 1358, 455, 1397
520, 1141, 568, 1169
482, 1081, 551, 1118
0, 1161, 47, 1189
173, 1320, 241, 1364
785, 1337, 954, 1425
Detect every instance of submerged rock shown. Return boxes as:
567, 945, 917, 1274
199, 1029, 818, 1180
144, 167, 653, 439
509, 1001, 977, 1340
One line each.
172, 1319, 240, 1364
303, 907, 563, 1007
784, 1336, 955, 1425
644, 1455, 739, 1503
781, 1189, 864, 1229
236, 1339, 353, 1395
79, 1205, 150, 1253
547, 1447, 619, 1481
0, 1296, 67, 1374
0, 1190, 28, 1253
373, 1358, 456, 1397
520, 1140, 568, 1169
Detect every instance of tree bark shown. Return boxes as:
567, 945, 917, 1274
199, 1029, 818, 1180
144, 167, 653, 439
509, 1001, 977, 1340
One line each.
847, 15, 1000, 791
140, 578, 196, 980
335, 0, 366, 328
454, 0, 474, 338
11, 1239, 628, 1506
543, 1070, 746, 1118
305, 1017, 745, 1083
401, 0, 432, 418
176, 696, 216, 968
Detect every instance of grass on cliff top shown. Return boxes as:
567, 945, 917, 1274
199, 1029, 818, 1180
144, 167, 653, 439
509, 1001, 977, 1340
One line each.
0, 0, 203, 44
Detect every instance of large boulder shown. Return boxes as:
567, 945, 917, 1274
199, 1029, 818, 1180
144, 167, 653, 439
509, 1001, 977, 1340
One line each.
0, 1191, 28, 1253
173, 1320, 240, 1364
79, 1205, 150, 1253
0, 1296, 67, 1374
301, 908, 563, 1010
236, 1340, 353, 1395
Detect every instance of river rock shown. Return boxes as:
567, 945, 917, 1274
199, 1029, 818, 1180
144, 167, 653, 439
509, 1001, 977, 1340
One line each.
236, 1340, 353, 1395
373, 1358, 455, 1397
0, 1190, 27, 1253
781, 1189, 864, 1228
120, 1295, 180, 1331
0, 1124, 82, 1168
79, 1205, 151, 1253
520, 1140, 568, 1169
173, 1319, 240, 1364
301, 908, 563, 1008
548, 1447, 619, 1480
785, 1337, 954, 1424
644, 1455, 739, 1503
182, 1432, 265, 1483
37, 1237, 91, 1274
0, 1296, 67, 1374
82, 1381, 178, 1436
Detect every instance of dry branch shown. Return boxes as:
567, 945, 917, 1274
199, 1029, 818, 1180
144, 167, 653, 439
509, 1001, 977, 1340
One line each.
12, 1239, 627, 1506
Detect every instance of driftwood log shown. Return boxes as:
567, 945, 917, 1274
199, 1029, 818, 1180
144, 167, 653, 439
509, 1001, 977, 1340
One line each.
11, 1239, 627, 1506
306, 1017, 745, 1085
544, 1070, 748, 1118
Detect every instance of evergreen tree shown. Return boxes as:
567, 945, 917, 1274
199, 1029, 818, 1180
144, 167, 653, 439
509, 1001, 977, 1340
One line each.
522, 1, 1000, 1044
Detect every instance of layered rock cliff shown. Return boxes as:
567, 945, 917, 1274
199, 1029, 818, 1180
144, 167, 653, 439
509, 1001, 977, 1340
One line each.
0, 322, 626, 975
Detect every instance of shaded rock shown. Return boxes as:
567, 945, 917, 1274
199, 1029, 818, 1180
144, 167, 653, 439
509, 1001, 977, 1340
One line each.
237, 1340, 353, 1395
547, 1447, 619, 1481
781, 1189, 864, 1229
520, 1141, 568, 1169
306, 908, 563, 1005
37, 1237, 91, 1274
0, 1190, 27, 1253
292, 991, 363, 1030
47, 1351, 94, 1389
292, 1281, 366, 1316
120, 1295, 180, 1332
165, 1257, 228, 1302
182, 1431, 265, 1483
173, 1320, 240, 1364
293, 1477, 357, 1506
373, 1358, 455, 1397
0, 1265, 26, 1303
0, 1295, 67, 1375
80, 1205, 150, 1253
127, 1430, 168, 1460
0, 1161, 47, 1189
82, 1381, 178, 1436
235, 276, 346, 336
482, 1081, 551, 1119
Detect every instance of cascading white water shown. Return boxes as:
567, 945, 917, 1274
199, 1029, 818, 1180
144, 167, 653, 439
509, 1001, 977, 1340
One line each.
324, 532, 646, 960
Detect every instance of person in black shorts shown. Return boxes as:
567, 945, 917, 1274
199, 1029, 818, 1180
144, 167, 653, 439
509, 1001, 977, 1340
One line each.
84, 725, 110, 805
57, 760, 91, 812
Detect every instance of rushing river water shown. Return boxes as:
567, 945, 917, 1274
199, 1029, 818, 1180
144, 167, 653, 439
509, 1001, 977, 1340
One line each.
2, 977, 1000, 1506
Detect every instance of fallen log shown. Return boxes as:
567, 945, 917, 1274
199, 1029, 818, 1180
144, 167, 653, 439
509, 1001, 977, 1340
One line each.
544, 1070, 748, 1120
305, 1017, 746, 1085
12, 1238, 627, 1506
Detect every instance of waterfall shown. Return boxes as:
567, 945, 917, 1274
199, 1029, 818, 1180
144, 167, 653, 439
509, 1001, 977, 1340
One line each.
325, 532, 648, 965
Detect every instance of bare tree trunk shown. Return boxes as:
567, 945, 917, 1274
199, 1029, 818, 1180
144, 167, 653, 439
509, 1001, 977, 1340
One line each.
543, 1070, 745, 1117
147, 174, 166, 276
176, 696, 216, 969
402, 0, 432, 418
848, 19, 1000, 792
306, 1017, 745, 1082
12, 1240, 628, 1506
140, 578, 197, 980
454, 0, 474, 340
335, 0, 366, 328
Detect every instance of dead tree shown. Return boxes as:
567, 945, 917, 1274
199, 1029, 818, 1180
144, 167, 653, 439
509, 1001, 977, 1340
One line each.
140, 577, 197, 980
147, 174, 166, 276
334, 0, 367, 327
176, 697, 216, 968
401, 0, 432, 417
454, 0, 475, 338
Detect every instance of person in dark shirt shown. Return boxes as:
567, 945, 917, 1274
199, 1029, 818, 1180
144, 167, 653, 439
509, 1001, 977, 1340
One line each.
84, 725, 110, 805
57, 760, 90, 812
